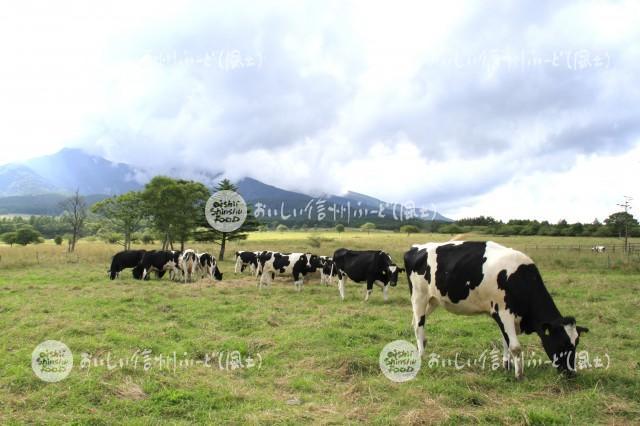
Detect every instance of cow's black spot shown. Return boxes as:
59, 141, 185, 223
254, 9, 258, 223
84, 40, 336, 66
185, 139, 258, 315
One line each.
418, 315, 426, 327
434, 242, 487, 303
497, 263, 561, 334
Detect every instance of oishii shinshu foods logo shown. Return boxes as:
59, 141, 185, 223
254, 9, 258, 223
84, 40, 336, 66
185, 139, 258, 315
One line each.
205, 190, 248, 232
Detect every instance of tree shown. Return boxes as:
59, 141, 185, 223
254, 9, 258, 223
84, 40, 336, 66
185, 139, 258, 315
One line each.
192, 178, 260, 260
335, 224, 345, 234
142, 176, 210, 251
92, 192, 145, 250
1, 231, 17, 246
604, 211, 638, 251
14, 226, 42, 245
60, 189, 87, 252
400, 224, 420, 236
360, 222, 376, 234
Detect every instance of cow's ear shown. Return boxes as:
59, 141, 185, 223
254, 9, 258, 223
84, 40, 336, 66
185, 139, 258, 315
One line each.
576, 326, 589, 334
398, 267, 405, 273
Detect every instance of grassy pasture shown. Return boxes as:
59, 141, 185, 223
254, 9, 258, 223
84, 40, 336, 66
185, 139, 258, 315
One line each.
1, 232, 639, 424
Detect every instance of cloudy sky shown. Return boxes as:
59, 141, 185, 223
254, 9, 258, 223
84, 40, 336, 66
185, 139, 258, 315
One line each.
1, 0, 639, 221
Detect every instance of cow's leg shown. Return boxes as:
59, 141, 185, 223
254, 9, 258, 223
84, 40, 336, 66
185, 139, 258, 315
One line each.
501, 335, 511, 370
364, 280, 375, 301
338, 272, 346, 301
494, 310, 524, 380
234, 257, 241, 273
293, 272, 302, 292
383, 284, 389, 302
411, 291, 429, 356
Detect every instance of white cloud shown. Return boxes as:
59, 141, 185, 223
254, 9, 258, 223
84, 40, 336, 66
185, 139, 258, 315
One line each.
1, 0, 639, 221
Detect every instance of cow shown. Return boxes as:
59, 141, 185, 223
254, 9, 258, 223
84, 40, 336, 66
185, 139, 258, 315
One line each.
234, 251, 259, 275
319, 256, 336, 285
257, 252, 314, 291
181, 249, 198, 282
591, 245, 606, 253
196, 252, 223, 281
135, 250, 181, 280
108, 249, 147, 279
332, 248, 404, 301
404, 241, 589, 379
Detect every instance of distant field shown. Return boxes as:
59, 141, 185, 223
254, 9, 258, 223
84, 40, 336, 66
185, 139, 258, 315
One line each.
1, 232, 639, 424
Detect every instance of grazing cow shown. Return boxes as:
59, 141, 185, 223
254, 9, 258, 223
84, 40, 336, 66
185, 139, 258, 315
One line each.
404, 241, 589, 379
136, 250, 181, 280
332, 249, 404, 301
108, 249, 147, 279
591, 245, 606, 253
258, 252, 313, 291
234, 251, 259, 275
181, 249, 198, 282
197, 252, 223, 281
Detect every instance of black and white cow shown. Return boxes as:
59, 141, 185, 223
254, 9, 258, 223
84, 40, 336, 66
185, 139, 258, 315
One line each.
197, 252, 223, 281
404, 241, 589, 379
591, 245, 606, 253
181, 249, 198, 282
234, 251, 259, 275
108, 249, 147, 279
257, 251, 314, 291
135, 250, 181, 280
319, 256, 336, 285
332, 249, 404, 301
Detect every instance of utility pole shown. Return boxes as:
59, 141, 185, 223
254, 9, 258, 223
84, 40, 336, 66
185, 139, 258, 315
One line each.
617, 196, 633, 253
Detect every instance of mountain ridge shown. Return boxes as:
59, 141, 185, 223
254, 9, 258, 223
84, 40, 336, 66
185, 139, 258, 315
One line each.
0, 149, 451, 221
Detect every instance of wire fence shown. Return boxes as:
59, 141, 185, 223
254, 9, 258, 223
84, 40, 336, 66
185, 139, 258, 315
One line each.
522, 243, 639, 253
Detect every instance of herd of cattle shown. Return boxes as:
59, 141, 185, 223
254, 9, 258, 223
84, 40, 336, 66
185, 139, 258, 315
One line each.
108, 241, 589, 379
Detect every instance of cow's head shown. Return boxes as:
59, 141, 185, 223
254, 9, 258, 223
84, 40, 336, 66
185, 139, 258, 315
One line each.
307, 254, 322, 271
387, 264, 405, 287
213, 264, 223, 281
540, 316, 589, 375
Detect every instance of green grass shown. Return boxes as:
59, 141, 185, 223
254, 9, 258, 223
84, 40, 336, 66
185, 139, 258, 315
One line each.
1, 232, 639, 424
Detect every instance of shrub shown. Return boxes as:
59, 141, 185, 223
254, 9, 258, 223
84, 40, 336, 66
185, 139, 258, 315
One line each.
399, 225, 420, 236
14, 227, 42, 245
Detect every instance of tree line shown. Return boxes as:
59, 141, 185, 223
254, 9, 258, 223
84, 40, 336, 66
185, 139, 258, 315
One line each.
0, 176, 259, 260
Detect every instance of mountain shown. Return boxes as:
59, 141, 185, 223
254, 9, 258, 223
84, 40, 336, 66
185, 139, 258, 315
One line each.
235, 177, 451, 224
0, 164, 60, 196
0, 149, 452, 222
22, 148, 143, 195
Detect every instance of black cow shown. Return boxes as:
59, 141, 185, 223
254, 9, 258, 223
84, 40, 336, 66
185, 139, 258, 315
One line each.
258, 252, 313, 291
108, 250, 147, 280
234, 251, 259, 275
404, 241, 589, 379
332, 248, 404, 301
135, 250, 181, 280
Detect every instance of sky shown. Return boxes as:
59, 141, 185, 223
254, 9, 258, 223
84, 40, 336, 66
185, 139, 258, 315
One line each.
1, 0, 639, 222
